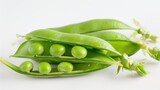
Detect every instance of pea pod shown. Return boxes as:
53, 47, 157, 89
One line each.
12, 40, 116, 64
50, 19, 135, 33
49, 19, 157, 42
86, 31, 159, 61
107, 40, 141, 56
0, 58, 110, 78
85, 31, 141, 56
85, 31, 130, 41
25, 29, 121, 55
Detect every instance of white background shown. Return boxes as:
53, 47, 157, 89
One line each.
0, 0, 160, 90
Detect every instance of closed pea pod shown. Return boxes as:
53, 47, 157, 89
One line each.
85, 31, 130, 41
107, 40, 141, 56
85, 31, 141, 56
50, 19, 135, 33
49, 19, 157, 42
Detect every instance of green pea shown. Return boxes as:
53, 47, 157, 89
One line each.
57, 62, 73, 72
38, 62, 52, 74
71, 46, 87, 58
19, 61, 33, 72
49, 44, 65, 57
28, 43, 44, 55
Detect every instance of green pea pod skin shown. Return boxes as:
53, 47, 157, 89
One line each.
25, 29, 121, 55
85, 31, 130, 41
14, 54, 115, 64
0, 58, 109, 78
107, 40, 141, 56
12, 40, 116, 64
50, 19, 135, 33
85, 31, 141, 56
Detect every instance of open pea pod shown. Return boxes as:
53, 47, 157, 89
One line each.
0, 58, 110, 78
24, 29, 121, 55
49, 19, 136, 33
24, 31, 141, 57
12, 40, 116, 64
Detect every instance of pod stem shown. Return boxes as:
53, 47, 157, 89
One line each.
132, 19, 158, 43
145, 47, 160, 61
139, 42, 160, 61
117, 54, 148, 76
131, 19, 160, 61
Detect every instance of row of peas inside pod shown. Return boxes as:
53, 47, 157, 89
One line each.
0, 19, 159, 78
23, 42, 87, 59
20, 61, 74, 74
19, 43, 87, 74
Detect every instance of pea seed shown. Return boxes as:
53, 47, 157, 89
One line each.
19, 61, 33, 72
28, 43, 44, 55
57, 62, 73, 72
38, 62, 52, 74
71, 46, 87, 58
49, 44, 65, 57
